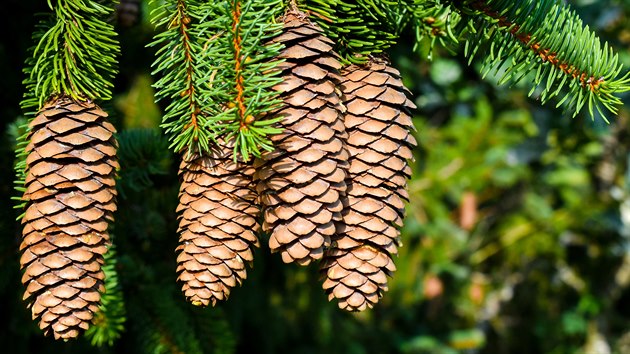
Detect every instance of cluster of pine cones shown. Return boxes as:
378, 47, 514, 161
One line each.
18, 10, 416, 340
175, 11, 416, 311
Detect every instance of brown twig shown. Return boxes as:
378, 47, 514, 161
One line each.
174, 0, 199, 135
232, 2, 250, 130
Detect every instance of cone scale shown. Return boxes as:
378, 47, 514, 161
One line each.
255, 11, 349, 266
19, 97, 118, 339
176, 144, 260, 307
321, 60, 417, 311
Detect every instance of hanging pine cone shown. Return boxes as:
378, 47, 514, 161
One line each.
176, 143, 260, 307
19, 97, 118, 339
321, 60, 417, 311
254, 11, 349, 266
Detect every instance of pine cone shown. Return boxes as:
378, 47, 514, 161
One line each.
176, 144, 260, 307
322, 60, 417, 311
20, 97, 118, 339
254, 11, 348, 266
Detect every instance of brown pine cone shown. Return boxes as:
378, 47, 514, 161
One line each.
176, 144, 260, 307
254, 11, 349, 266
322, 60, 417, 311
20, 97, 118, 339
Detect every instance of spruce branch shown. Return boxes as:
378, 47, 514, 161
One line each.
174, 1, 201, 133
404, 0, 460, 58
26, 0, 120, 108
452, 0, 630, 119
195, 0, 284, 161
228, 0, 285, 161
151, 0, 284, 160
11, 119, 30, 215
300, 0, 399, 63
85, 244, 127, 347
190, 308, 237, 354
150, 0, 218, 154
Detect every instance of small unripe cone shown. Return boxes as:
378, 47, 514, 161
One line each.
255, 10, 349, 266
322, 60, 417, 311
176, 143, 260, 307
20, 97, 118, 339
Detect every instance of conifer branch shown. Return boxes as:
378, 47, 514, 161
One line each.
469, 1, 605, 92
131, 285, 205, 354
190, 308, 237, 354
227, 0, 285, 161
151, 0, 284, 160
116, 129, 171, 198
452, 0, 630, 119
300, 0, 399, 63
405, 0, 460, 58
25, 0, 120, 109
85, 244, 127, 347
195, 0, 284, 161
150, 0, 219, 154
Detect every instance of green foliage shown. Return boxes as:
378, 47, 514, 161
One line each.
389, 16, 630, 348
116, 74, 163, 129
150, 0, 283, 160
23, 0, 120, 110
301, 0, 401, 63
116, 129, 171, 198
196, 0, 284, 160
453, 0, 630, 120
128, 286, 236, 354
150, 0, 219, 154
85, 244, 127, 347
9, 117, 29, 214
301, 0, 630, 119
405, 0, 460, 59
130, 285, 205, 354
190, 308, 237, 354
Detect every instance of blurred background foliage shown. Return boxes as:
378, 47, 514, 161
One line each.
1, 0, 630, 353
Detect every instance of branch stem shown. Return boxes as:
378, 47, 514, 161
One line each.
176, 0, 200, 134
232, 1, 249, 130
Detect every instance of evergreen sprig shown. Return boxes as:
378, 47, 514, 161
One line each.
195, 0, 285, 160
23, 0, 120, 110
304, 0, 629, 119
301, 0, 400, 63
452, 0, 630, 120
190, 308, 237, 354
404, 0, 460, 58
150, 0, 284, 160
85, 244, 127, 347
150, 0, 219, 155
11, 119, 30, 215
